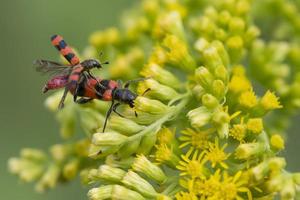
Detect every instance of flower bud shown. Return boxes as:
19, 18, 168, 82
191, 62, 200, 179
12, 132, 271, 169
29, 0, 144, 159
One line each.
137, 79, 179, 101
140, 63, 181, 89
35, 164, 60, 192
50, 144, 71, 163
155, 144, 180, 168
89, 28, 120, 48
195, 67, 214, 90
163, 35, 196, 72
203, 46, 223, 69
62, 159, 79, 180
194, 38, 209, 52
235, 142, 265, 160
214, 65, 228, 83
111, 185, 146, 200
202, 94, 219, 109
79, 108, 104, 136
88, 185, 113, 200
121, 171, 158, 198
246, 118, 263, 135
89, 144, 120, 159
187, 106, 212, 129
21, 148, 47, 161
212, 80, 226, 100
109, 116, 144, 136
153, 11, 185, 40
211, 41, 230, 68
270, 134, 285, 150
119, 138, 141, 158
132, 155, 167, 183
96, 165, 126, 182
92, 132, 128, 146
134, 97, 169, 115
137, 131, 157, 155
105, 155, 134, 169
229, 17, 245, 34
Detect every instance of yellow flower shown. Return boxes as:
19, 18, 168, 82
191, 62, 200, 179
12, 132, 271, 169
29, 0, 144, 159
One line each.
270, 134, 285, 150
260, 90, 283, 111
205, 138, 230, 169
154, 144, 180, 167
157, 127, 175, 145
239, 90, 258, 108
228, 75, 251, 94
177, 148, 208, 179
175, 191, 197, 200
229, 119, 247, 142
179, 128, 214, 150
247, 118, 263, 135
216, 171, 252, 200
188, 170, 252, 200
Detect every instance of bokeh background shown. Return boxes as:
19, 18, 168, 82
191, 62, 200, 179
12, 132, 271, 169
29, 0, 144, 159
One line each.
0, 1, 299, 200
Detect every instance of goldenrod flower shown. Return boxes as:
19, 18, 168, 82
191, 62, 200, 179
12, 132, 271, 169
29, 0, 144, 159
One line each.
229, 119, 247, 142
239, 89, 258, 108
270, 134, 285, 150
260, 90, 283, 111
205, 138, 230, 169
246, 118, 263, 135
179, 128, 213, 150
177, 149, 208, 179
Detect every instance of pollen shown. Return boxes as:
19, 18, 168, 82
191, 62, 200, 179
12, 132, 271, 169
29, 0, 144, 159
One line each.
176, 149, 207, 179
260, 90, 283, 111
205, 138, 230, 169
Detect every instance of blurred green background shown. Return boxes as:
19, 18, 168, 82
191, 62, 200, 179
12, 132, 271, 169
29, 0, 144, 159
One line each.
0, 1, 299, 200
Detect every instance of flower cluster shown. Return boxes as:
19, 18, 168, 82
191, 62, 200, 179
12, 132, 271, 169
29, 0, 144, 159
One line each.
9, 0, 300, 199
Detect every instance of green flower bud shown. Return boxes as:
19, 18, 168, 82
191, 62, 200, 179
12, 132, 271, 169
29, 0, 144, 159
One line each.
211, 41, 230, 67
202, 94, 219, 109
132, 155, 167, 183
226, 35, 244, 62
137, 79, 179, 102
62, 159, 79, 180
214, 65, 228, 83
96, 165, 126, 182
89, 28, 120, 48
88, 185, 113, 200
235, 142, 266, 160
112, 185, 146, 200
218, 11, 231, 26
195, 67, 214, 90
194, 38, 209, 53
50, 144, 71, 163
35, 164, 60, 192
229, 17, 245, 34
212, 80, 227, 99
187, 106, 212, 129
92, 132, 128, 146
118, 138, 141, 158
203, 46, 223, 69
21, 148, 47, 161
140, 63, 181, 89
134, 97, 169, 115
121, 171, 158, 198
137, 130, 158, 155
109, 116, 144, 136
192, 85, 206, 101
293, 173, 300, 185
105, 155, 134, 169
89, 144, 120, 159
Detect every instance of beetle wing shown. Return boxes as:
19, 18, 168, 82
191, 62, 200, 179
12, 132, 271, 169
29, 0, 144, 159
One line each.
34, 59, 72, 76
